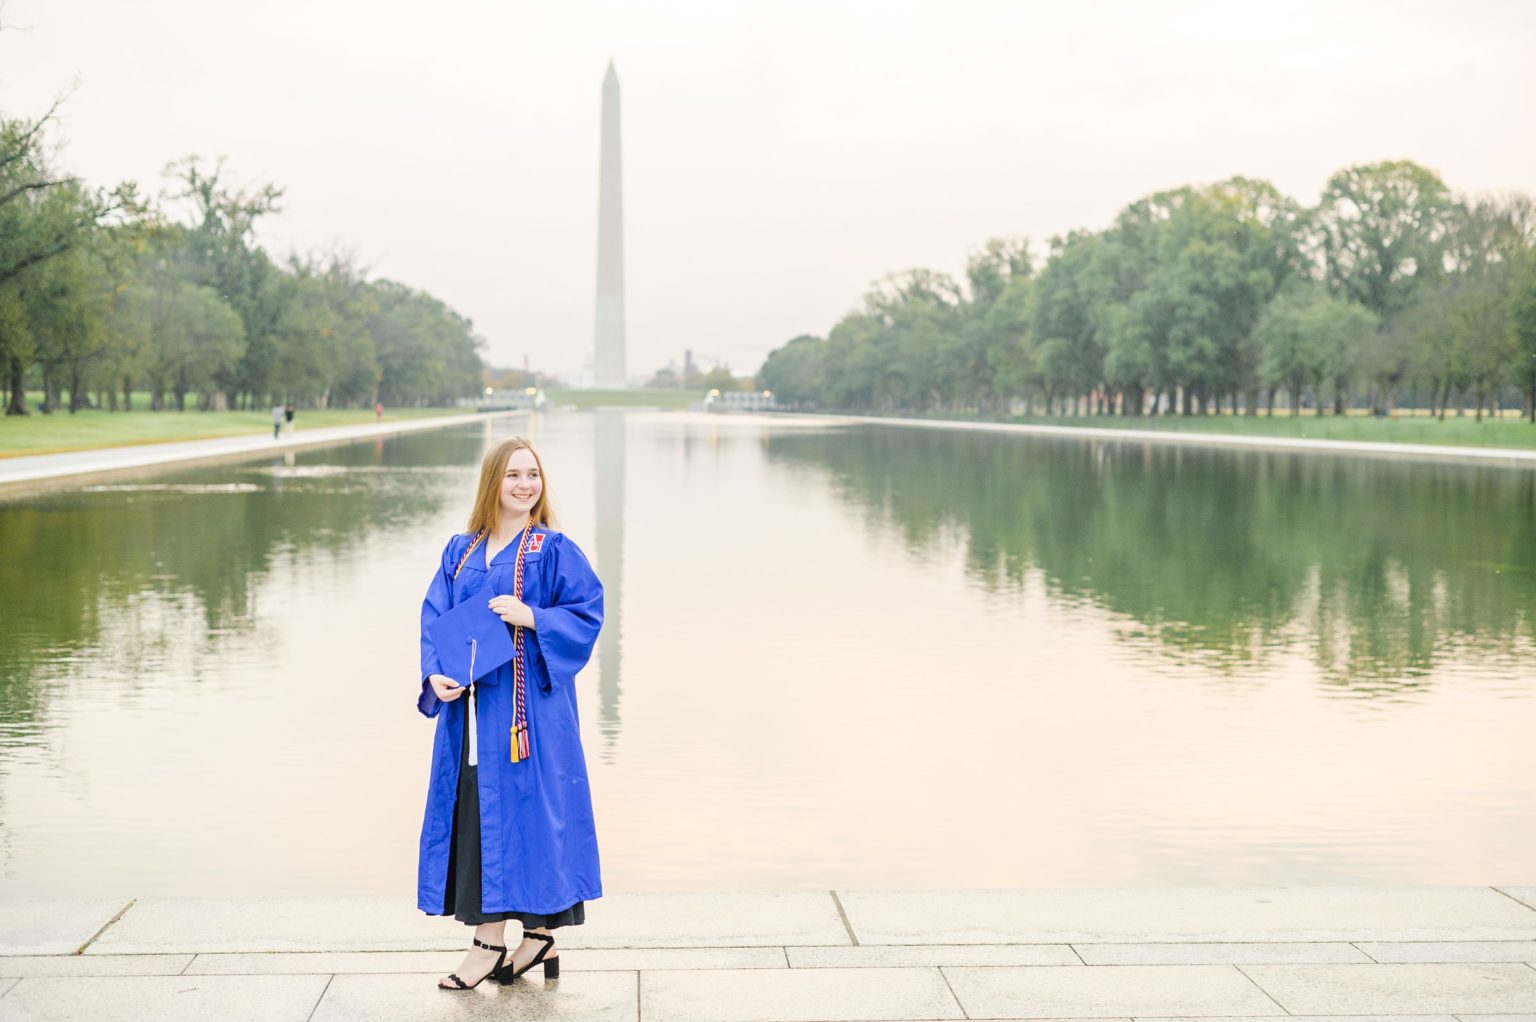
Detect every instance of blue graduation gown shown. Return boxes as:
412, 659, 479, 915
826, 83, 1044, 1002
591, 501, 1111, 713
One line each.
415, 527, 604, 916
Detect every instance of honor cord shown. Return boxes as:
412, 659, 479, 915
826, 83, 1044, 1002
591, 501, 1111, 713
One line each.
509, 520, 536, 764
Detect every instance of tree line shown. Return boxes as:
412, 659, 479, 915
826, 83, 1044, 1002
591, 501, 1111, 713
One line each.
758, 161, 1536, 422
1, 106, 485, 415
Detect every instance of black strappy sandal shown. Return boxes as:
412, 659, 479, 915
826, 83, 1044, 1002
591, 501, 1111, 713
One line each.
437, 937, 509, 990
494, 930, 559, 982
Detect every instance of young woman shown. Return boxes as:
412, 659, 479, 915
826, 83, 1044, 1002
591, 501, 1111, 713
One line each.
416, 436, 604, 990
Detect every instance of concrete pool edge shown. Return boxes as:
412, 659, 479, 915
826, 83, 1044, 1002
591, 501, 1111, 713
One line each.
0, 410, 531, 497
9, 410, 1536, 493
810, 412, 1536, 467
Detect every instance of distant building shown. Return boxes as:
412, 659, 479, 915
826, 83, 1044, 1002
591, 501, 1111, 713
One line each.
702, 390, 778, 413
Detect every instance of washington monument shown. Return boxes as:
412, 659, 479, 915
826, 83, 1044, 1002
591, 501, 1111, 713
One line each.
594, 61, 627, 387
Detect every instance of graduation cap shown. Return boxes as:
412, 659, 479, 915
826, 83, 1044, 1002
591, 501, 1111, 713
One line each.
426, 598, 516, 686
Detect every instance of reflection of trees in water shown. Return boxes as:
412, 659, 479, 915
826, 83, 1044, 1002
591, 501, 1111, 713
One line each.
766, 427, 1536, 688
0, 428, 484, 743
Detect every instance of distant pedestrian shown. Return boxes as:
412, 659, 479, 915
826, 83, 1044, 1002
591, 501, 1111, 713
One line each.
376, 402, 384, 421
284, 403, 296, 433
272, 405, 284, 439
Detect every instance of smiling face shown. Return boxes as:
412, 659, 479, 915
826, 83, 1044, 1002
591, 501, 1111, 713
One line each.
500, 447, 543, 520
467, 436, 557, 537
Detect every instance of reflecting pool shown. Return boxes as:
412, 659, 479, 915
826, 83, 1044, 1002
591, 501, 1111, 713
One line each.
1, 412, 1533, 896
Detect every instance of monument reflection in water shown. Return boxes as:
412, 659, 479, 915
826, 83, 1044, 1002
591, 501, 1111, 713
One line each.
0, 413, 1533, 897
593, 408, 626, 756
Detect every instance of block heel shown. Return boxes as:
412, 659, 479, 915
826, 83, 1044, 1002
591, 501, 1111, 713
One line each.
495, 930, 559, 983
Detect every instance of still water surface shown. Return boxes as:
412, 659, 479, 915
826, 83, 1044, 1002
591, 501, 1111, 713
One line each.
1, 412, 1534, 896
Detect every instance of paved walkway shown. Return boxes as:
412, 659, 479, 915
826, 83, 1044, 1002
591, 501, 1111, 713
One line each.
0, 411, 527, 493
2, 887, 1534, 1020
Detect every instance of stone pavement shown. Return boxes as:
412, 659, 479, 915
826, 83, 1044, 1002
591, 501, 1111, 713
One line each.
0, 410, 526, 494
2, 887, 1535, 1020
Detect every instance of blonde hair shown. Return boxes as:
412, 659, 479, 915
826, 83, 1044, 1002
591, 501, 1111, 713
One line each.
466, 436, 558, 536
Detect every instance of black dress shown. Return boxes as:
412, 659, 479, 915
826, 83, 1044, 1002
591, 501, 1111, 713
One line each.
437, 688, 585, 929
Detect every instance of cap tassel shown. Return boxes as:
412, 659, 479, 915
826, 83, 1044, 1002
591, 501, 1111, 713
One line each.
466, 638, 479, 767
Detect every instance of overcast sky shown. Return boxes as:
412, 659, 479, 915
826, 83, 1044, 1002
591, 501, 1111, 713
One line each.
2, 0, 1532, 381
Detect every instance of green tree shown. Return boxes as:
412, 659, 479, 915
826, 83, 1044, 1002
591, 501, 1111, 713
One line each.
757, 334, 825, 407
1256, 285, 1329, 415
124, 271, 244, 411
1030, 231, 1110, 414
1394, 193, 1535, 418
0, 112, 126, 414
23, 243, 113, 412
1113, 180, 1302, 415
1446, 275, 1516, 421
1312, 160, 1457, 318
959, 237, 1033, 413
1256, 285, 1377, 416
166, 157, 283, 407
270, 256, 379, 407
1513, 255, 1536, 421
369, 280, 483, 406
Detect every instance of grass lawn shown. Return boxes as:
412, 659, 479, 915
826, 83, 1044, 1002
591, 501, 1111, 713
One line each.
547, 388, 702, 410
878, 409, 1536, 450
0, 402, 466, 458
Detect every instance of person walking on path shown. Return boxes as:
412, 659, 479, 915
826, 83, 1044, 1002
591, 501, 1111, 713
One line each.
271, 405, 283, 439
416, 436, 605, 991
283, 403, 296, 433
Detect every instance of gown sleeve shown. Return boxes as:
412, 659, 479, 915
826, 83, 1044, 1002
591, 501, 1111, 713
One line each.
416, 535, 460, 718
528, 534, 604, 695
